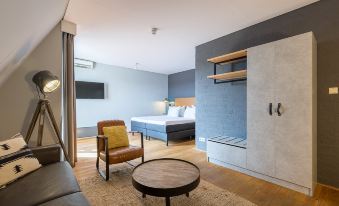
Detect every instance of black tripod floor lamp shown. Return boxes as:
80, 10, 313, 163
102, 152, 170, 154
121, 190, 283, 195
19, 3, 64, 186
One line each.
25, 70, 70, 163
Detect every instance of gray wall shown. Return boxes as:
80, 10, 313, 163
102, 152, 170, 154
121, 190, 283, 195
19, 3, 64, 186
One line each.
196, 0, 339, 188
168, 69, 195, 100
75, 63, 168, 136
0, 23, 62, 145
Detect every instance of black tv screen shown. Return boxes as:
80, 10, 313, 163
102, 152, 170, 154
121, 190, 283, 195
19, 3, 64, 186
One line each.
76, 81, 105, 99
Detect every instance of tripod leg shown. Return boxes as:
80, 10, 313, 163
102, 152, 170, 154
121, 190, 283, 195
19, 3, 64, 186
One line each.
45, 101, 71, 163
37, 103, 46, 146
25, 101, 42, 143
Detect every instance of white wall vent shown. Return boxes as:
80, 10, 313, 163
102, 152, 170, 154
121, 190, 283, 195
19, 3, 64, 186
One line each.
74, 58, 95, 69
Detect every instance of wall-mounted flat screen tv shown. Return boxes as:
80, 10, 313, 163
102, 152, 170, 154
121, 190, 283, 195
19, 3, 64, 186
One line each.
76, 81, 105, 99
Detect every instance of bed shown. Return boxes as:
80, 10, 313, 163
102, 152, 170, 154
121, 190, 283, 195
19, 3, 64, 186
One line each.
131, 97, 195, 146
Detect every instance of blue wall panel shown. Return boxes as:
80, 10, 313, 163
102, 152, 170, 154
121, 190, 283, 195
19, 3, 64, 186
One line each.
195, 58, 247, 151
168, 69, 195, 99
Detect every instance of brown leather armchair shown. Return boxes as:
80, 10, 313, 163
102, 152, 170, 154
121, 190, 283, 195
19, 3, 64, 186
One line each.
96, 120, 144, 181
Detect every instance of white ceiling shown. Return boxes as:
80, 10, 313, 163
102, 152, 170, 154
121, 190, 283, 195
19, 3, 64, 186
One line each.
65, 0, 318, 74
0, 0, 69, 85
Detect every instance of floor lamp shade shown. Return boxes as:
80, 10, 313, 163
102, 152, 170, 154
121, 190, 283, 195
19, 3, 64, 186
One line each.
32, 70, 60, 94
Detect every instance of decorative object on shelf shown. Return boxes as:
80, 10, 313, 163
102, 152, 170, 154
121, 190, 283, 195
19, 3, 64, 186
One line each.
207, 49, 247, 84
25, 70, 70, 163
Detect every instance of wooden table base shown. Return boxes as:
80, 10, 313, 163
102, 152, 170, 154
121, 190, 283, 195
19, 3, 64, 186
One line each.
142, 193, 189, 206
165, 197, 170, 206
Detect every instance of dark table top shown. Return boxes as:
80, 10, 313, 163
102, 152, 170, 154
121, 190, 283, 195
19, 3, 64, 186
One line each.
132, 158, 200, 196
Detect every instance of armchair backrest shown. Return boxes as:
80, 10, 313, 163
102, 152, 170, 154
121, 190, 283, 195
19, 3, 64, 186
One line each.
97, 120, 126, 152
97, 120, 126, 135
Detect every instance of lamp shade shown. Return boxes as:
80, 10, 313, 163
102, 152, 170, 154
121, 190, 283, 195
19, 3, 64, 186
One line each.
32, 70, 60, 93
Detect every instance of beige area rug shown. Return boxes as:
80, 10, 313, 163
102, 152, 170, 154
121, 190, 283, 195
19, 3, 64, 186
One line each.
78, 164, 256, 206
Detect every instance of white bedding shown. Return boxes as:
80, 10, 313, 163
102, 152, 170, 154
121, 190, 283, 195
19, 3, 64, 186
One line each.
131, 115, 195, 126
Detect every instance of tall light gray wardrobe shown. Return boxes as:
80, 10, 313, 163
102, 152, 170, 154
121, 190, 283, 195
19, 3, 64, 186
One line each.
207, 32, 317, 196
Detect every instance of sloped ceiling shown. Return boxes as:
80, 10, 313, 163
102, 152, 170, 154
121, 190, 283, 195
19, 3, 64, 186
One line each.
65, 0, 318, 74
0, 0, 69, 86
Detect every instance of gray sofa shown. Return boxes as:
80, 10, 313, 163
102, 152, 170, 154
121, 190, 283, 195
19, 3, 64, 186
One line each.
0, 145, 90, 206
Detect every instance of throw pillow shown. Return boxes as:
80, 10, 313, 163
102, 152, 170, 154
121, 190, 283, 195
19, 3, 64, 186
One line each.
103, 126, 129, 149
178, 106, 186, 117
167, 106, 180, 117
184, 106, 196, 119
0, 134, 41, 188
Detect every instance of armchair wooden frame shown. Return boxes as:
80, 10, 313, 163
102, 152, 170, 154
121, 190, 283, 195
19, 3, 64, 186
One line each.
96, 120, 144, 181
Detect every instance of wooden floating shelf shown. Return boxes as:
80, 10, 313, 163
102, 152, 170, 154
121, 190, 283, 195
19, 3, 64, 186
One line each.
207, 70, 247, 81
207, 50, 247, 64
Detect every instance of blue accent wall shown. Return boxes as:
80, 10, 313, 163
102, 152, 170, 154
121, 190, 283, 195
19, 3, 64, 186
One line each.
195, 54, 247, 151
168, 69, 195, 99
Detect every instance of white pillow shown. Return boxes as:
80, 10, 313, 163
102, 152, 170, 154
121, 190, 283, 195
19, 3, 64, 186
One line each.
0, 134, 41, 188
184, 106, 195, 119
178, 106, 186, 117
167, 106, 180, 117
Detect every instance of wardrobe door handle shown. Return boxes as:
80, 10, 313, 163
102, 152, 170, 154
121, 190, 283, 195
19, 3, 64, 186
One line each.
277, 103, 282, 116
269, 103, 273, 116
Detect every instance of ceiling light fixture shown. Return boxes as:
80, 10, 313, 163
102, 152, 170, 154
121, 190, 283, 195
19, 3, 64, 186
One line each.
151, 27, 158, 35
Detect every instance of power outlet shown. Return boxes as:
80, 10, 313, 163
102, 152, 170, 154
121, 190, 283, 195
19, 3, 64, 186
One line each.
199, 137, 206, 142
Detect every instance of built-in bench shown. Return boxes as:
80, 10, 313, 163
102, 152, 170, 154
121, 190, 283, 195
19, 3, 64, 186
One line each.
207, 136, 247, 168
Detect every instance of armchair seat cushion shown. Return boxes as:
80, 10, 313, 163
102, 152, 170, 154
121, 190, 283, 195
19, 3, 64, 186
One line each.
100, 145, 144, 164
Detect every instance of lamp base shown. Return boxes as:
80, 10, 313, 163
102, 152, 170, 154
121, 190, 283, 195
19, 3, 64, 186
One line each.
25, 99, 70, 163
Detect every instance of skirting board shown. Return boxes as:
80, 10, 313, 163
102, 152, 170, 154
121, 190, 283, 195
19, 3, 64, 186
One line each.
208, 157, 313, 196
77, 127, 97, 138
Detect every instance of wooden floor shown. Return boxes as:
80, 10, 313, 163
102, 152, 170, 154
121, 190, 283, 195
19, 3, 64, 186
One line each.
74, 135, 339, 206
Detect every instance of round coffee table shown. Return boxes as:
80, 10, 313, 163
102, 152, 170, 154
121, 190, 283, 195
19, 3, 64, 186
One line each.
132, 158, 200, 206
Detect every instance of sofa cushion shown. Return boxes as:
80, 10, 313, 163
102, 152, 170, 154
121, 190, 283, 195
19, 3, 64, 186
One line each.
31, 145, 61, 165
0, 134, 41, 188
0, 161, 80, 206
0, 133, 28, 156
39, 192, 90, 206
